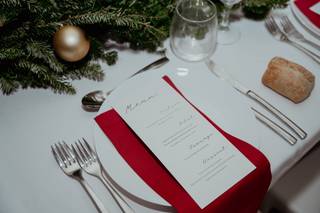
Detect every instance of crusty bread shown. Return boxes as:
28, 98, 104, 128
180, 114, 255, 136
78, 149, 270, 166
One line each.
262, 57, 315, 103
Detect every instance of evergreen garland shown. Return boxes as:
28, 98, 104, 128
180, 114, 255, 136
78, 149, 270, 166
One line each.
0, 0, 288, 95
0, 0, 174, 95
212, 0, 288, 19
242, 0, 288, 19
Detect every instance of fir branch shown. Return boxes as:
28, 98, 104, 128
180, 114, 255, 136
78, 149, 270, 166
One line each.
65, 7, 146, 29
89, 38, 118, 65
54, 0, 96, 16
0, 47, 24, 60
29, 75, 76, 94
100, 51, 118, 65
244, 0, 288, 7
45, 80, 76, 95
14, 60, 77, 94
66, 62, 104, 81
26, 41, 64, 73
0, 0, 174, 95
242, 0, 288, 19
0, 77, 20, 95
0, 15, 5, 27
0, 0, 21, 7
15, 60, 49, 75
31, 24, 59, 39
1, 25, 29, 45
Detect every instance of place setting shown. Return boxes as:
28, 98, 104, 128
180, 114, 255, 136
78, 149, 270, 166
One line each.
49, 0, 319, 212
3, 0, 320, 212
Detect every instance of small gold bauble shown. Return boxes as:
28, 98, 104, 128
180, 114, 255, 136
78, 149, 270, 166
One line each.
53, 25, 90, 62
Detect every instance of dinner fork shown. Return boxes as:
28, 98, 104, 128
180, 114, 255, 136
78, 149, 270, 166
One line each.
72, 138, 135, 213
265, 16, 320, 64
280, 16, 320, 51
51, 142, 109, 213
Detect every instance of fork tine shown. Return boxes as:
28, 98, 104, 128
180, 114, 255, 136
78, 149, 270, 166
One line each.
63, 141, 77, 163
265, 19, 274, 35
265, 17, 273, 30
280, 17, 288, 31
82, 138, 92, 151
75, 141, 89, 164
265, 19, 271, 31
59, 141, 73, 166
51, 144, 65, 168
82, 138, 98, 161
283, 16, 294, 29
79, 139, 93, 161
82, 138, 95, 154
280, 16, 291, 33
55, 143, 69, 166
72, 144, 85, 166
269, 16, 280, 33
79, 138, 94, 161
271, 16, 280, 28
268, 16, 277, 30
281, 16, 288, 27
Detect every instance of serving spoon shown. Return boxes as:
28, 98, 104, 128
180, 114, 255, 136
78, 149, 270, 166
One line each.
81, 56, 169, 112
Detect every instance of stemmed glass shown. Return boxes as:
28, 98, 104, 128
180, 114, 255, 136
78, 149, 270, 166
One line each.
218, 0, 242, 45
170, 0, 218, 62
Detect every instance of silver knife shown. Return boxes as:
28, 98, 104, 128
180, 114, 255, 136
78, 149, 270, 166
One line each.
130, 56, 169, 78
205, 60, 307, 140
252, 107, 297, 145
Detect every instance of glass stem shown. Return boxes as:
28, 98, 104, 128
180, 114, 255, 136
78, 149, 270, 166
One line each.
220, 4, 232, 31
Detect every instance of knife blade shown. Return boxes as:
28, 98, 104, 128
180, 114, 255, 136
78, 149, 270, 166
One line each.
131, 56, 169, 78
205, 60, 307, 140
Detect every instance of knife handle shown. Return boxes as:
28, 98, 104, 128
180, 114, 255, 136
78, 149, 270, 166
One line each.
252, 107, 297, 145
248, 91, 307, 140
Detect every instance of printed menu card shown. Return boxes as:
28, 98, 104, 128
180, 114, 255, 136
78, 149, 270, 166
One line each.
113, 78, 255, 208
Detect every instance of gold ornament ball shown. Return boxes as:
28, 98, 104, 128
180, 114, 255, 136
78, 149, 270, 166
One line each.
53, 25, 90, 62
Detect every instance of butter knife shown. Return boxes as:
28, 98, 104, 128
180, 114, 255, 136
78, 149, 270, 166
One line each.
205, 60, 307, 140
252, 107, 297, 145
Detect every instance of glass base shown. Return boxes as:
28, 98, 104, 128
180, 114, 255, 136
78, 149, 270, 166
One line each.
170, 40, 215, 62
217, 26, 241, 45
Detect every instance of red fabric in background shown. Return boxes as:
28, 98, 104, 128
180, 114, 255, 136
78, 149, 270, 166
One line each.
95, 76, 271, 213
295, 0, 320, 28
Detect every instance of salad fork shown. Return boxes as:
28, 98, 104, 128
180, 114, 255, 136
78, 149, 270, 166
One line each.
280, 16, 320, 51
72, 138, 135, 213
51, 142, 109, 213
265, 16, 320, 64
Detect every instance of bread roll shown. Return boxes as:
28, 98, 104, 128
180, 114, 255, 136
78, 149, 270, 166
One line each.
262, 57, 315, 103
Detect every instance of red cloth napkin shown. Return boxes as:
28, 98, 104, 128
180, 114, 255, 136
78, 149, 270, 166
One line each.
295, 0, 320, 28
95, 76, 271, 213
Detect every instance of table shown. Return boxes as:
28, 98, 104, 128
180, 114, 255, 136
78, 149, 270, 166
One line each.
0, 6, 319, 213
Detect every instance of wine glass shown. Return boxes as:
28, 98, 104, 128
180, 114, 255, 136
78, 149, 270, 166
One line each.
170, 0, 218, 62
218, 0, 242, 45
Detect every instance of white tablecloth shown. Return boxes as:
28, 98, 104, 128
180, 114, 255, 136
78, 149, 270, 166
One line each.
0, 7, 319, 213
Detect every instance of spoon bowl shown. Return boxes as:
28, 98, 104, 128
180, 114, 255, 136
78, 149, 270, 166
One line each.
81, 90, 107, 112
